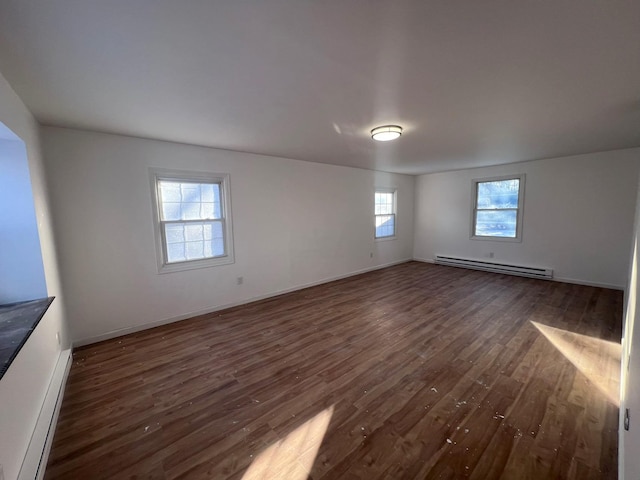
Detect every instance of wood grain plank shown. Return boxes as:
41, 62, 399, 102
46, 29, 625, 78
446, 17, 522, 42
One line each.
45, 262, 621, 479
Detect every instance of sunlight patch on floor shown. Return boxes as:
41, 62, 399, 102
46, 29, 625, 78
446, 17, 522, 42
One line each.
242, 405, 334, 480
532, 321, 621, 405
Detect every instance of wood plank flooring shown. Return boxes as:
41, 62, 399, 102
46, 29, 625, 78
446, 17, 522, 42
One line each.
45, 261, 623, 479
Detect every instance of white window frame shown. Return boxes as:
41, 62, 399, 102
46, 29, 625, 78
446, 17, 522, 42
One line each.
471, 174, 525, 242
149, 168, 235, 273
374, 187, 397, 241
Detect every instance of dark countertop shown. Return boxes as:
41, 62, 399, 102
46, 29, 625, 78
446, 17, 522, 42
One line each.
0, 296, 54, 380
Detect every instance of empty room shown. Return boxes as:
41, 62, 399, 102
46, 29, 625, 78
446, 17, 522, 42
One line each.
1, 1, 640, 479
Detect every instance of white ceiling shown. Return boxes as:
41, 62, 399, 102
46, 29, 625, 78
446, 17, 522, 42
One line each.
0, 1, 639, 175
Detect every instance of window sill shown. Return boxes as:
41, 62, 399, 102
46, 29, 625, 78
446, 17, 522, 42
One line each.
375, 236, 397, 243
470, 235, 522, 243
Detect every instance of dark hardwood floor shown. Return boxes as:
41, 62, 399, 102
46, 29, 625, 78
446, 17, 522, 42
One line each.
45, 261, 623, 479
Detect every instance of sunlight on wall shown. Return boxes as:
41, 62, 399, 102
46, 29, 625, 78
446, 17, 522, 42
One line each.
532, 321, 621, 406
242, 405, 334, 480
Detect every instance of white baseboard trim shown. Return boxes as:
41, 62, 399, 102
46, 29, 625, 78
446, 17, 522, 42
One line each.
413, 256, 623, 290
18, 348, 72, 480
412, 257, 434, 264
553, 276, 623, 291
74, 258, 413, 347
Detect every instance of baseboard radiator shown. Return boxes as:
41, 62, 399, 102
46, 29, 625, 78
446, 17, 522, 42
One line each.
434, 255, 553, 280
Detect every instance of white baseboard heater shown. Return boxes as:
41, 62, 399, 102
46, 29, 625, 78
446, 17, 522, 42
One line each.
434, 255, 553, 280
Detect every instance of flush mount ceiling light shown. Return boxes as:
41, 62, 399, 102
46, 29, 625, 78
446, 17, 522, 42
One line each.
371, 125, 403, 142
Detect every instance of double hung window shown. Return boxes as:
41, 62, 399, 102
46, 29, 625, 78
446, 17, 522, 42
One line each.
375, 189, 396, 239
472, 175, 524, 241
150, 169, 234, 272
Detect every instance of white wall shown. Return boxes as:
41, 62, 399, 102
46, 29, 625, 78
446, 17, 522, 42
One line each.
0, 73, 69, 479
413, 149, 640, 289
42, 127, 414, 344
0, 136, 48, 303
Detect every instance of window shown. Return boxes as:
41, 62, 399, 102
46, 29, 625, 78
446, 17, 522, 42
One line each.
150, 168, 234, 273
472, 174, 525, 241
375, 188, 396, 239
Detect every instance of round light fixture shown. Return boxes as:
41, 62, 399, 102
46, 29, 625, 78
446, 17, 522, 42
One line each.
371, 125, 402, 142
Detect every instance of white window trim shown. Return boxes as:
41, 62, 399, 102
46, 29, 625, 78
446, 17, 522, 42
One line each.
470, 173, 525, 242
149, 167, 235, 274
375, 187, 397, 241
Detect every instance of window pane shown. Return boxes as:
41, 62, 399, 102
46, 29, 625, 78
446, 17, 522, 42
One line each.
211, 237, 225, 256
375, 202, 393, 215
158, 180, 222, 221
201, 184, 214, 202
201, 202, 214, 219
181, 202, 201, 220
162, 202, 181, 221
211, 221, 224, 239
184, 224, 204, 241
376, 214, 395, 238
163, 221, 225, 263
477, 179, 519, 209
160, 183, 181, 202
166, 242, 186, 263
203, 223, 213, 240
204, 221, 224, 257
475, 210, 517, 237
185, 241, 204, 259
181, 183, 201, 202
165, 224, 185, 243
375, 192, 393, 215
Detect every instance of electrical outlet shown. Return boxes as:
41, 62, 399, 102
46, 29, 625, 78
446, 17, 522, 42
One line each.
236, 276, 244, 285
